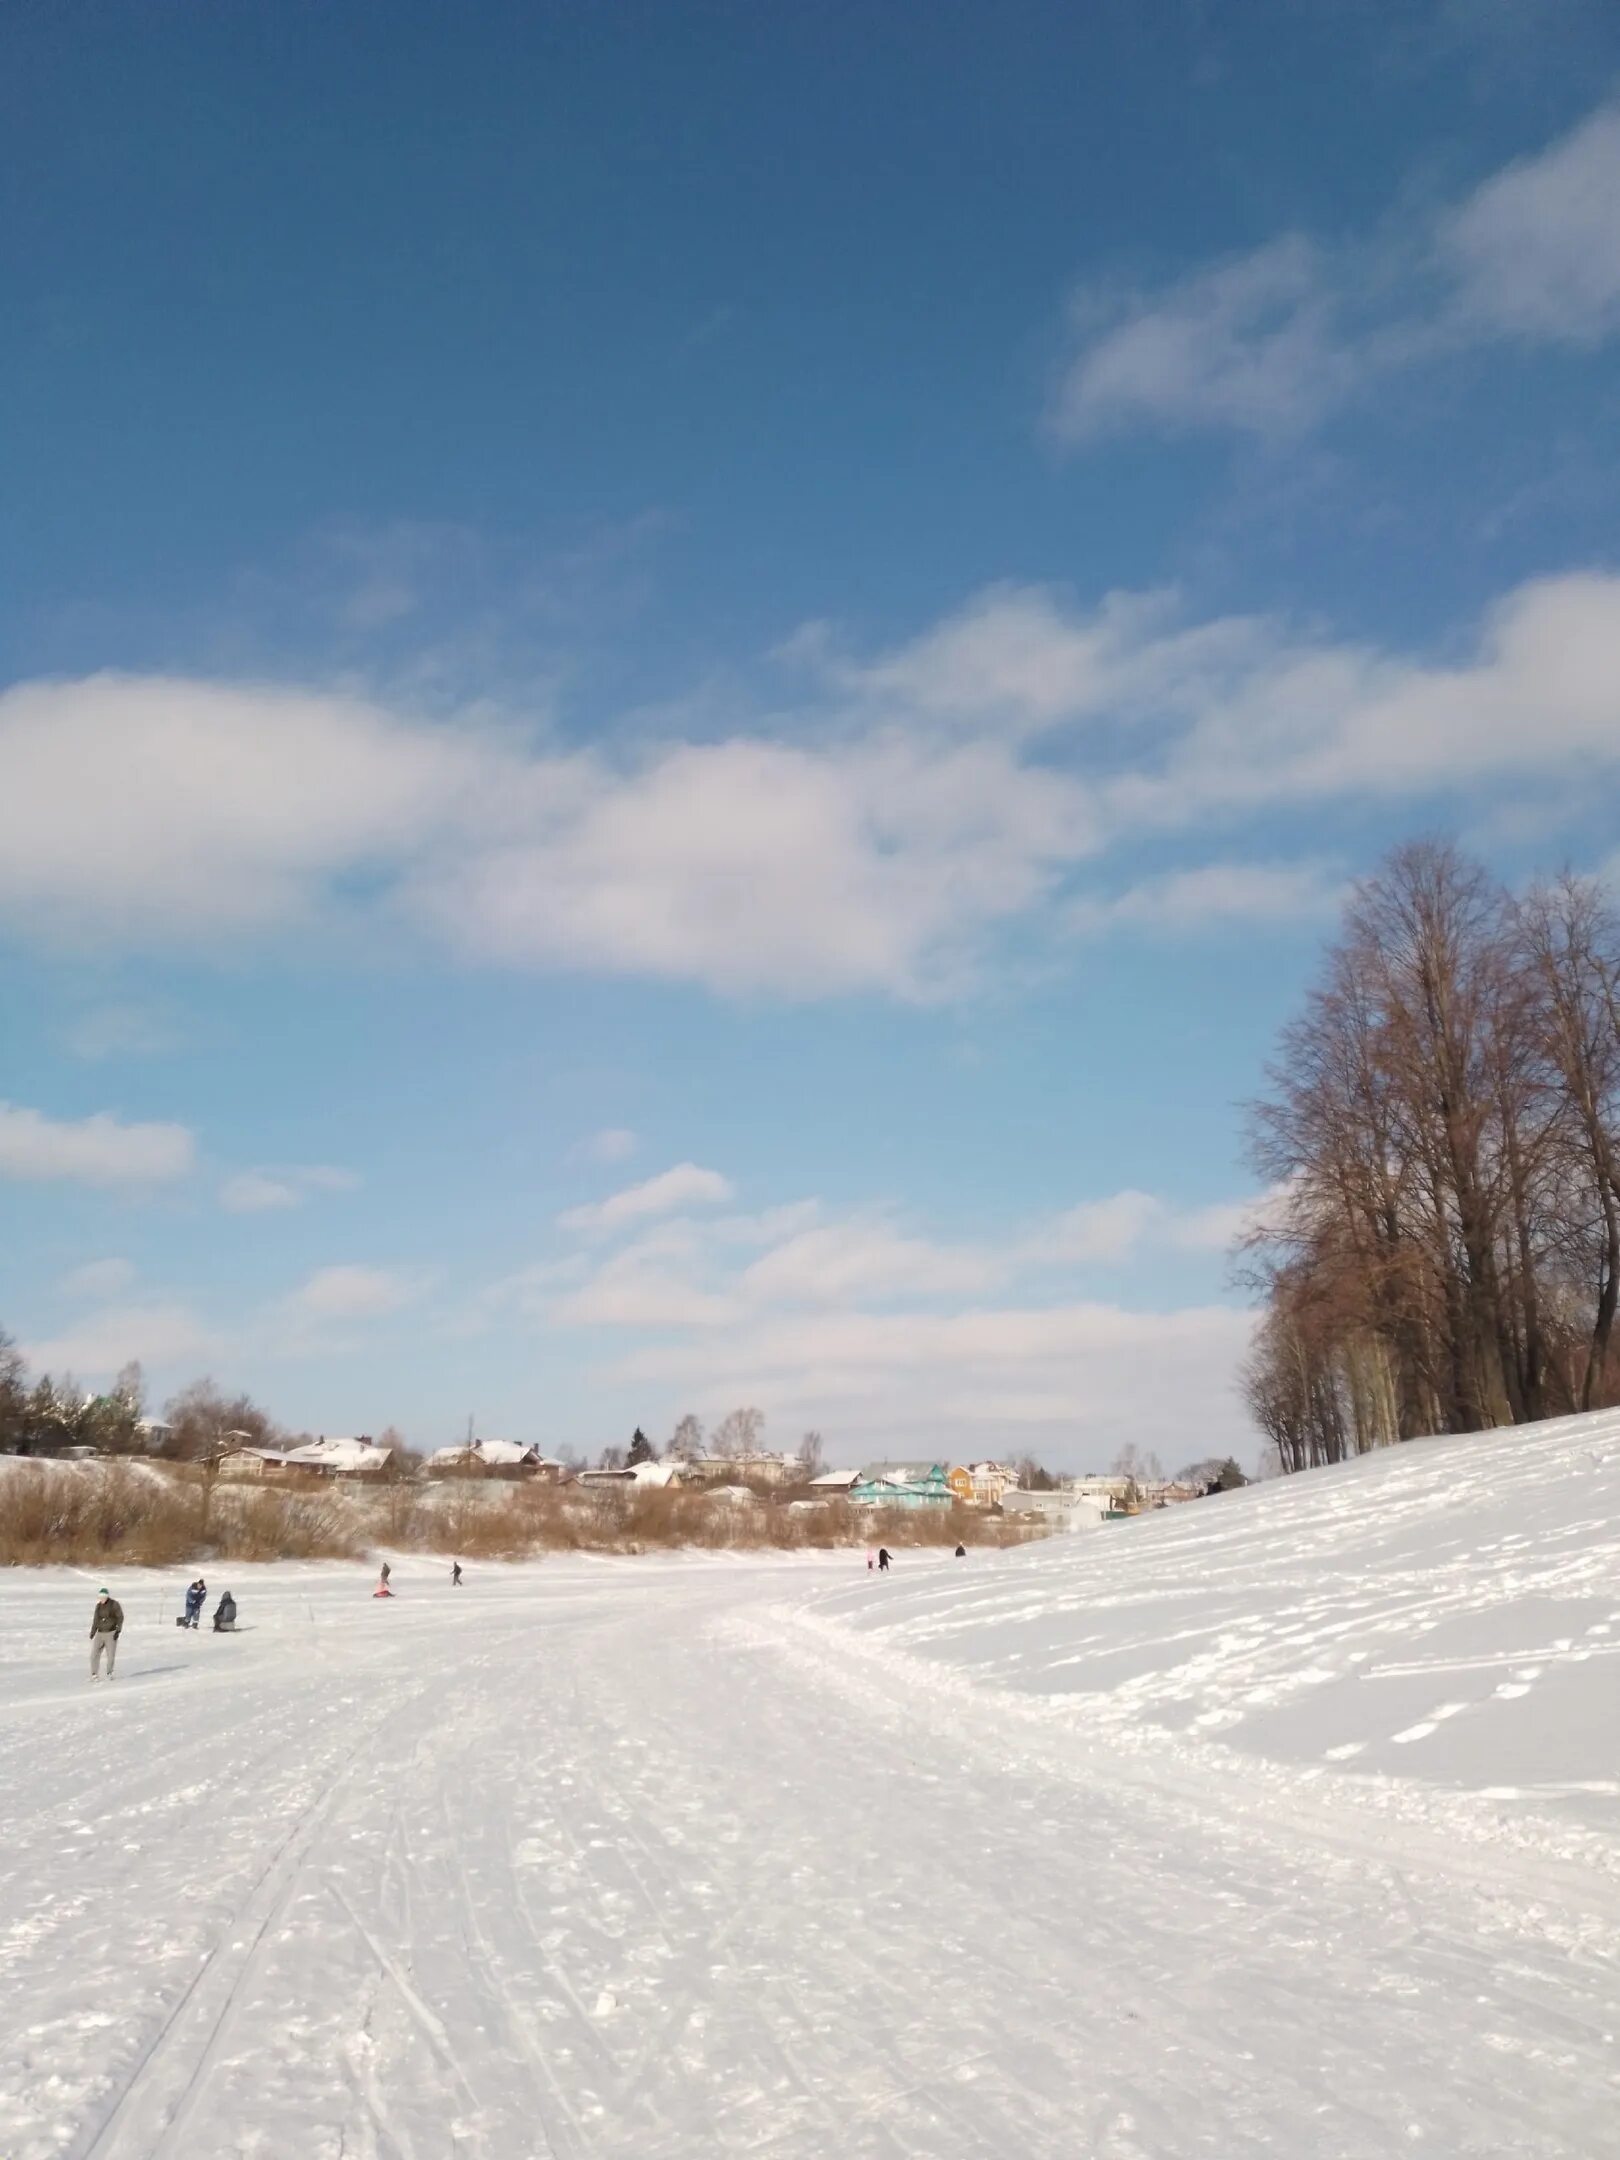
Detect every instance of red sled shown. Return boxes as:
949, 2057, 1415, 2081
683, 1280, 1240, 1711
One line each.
373, 1586, 393, 1598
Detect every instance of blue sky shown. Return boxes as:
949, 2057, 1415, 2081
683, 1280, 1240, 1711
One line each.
3, 0, 1619, 1470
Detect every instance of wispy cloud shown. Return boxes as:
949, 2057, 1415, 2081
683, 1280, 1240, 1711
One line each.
60, 1256, 136, 1299
22, 1301, 214, 1380
281, 1264, 427, 1324
581, 1127, 638, 1165
0, 1100, 195, 1187
559, 1163, 735, 1236
219, 1165, 359, 1213
1067, 861, 1348, 938
1052, 100, 1620, 443
3, 563, 1618, 1001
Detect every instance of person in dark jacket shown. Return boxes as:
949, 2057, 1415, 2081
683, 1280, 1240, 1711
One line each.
212, 1590, 238, 1632
90, 1590, 124, 1678
451, 1561, 462, 1586
877, 1547, 892, 1573
954, 1543, 967, 1558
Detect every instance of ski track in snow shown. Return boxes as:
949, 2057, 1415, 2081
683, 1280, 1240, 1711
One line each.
1, 1409, 1619, 2156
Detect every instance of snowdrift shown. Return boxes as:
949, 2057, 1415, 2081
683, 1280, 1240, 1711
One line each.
809, 1406, 1620, 1832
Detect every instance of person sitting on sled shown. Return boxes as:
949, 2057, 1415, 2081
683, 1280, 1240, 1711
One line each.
212, 1590, 238, 1632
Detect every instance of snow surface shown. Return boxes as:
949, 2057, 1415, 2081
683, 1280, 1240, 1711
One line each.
3, 1411, 1619, 2157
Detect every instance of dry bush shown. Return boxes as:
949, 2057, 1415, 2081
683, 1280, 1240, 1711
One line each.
211, 1486, 362, 1562
0, 1457, 1050, 1568
0, 1462, 198, 1566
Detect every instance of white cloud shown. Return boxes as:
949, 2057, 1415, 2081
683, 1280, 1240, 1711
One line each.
4, 566, 1615, 1005
0, 674, 470, 943
21, 1301, 213, 1380
613, 1300, 1258, 1467
1443, 103, 1620, 342
552, 1230, 742, 1330
836, 581, 1268, 737
1054, 236, 1353, 441
1032, 1191, 1165, 1265
60, 1257, 136, 1299
0, 1100, 195, 1186
559, 1162, 735, 1236
1116, 571, 1620, 824
282, 1265, 423, 1322
740, 1220, 998, 1305
1053, 101, 1620, 443
219, 1165, 359, 1213
1068, 861, 1347, 937
583, 1127, 638, 1164
1166, 1181, 1294, 1254
0, 675, 1088, 999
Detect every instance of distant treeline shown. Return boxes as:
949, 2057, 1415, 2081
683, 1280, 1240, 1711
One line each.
1245, 841, 1620, 1472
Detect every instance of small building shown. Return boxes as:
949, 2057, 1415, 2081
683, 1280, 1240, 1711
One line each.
1002, 1488, 1106, 1532
1060, 1475, 1137, 1510
266, 1435, 395, 1480
576, 1458, 677, 1494
806, 1467, 860, 1494
219, 1444, 297, 1480
849, 1462, 953, 1509
672, 1451, 796, 1487
134, 1418, 175, 1455
963, 1460, 1019, 1505
427, 1439, 560, 1480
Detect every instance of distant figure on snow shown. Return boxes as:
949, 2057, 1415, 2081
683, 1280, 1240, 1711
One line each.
182, 1577, 206, 1628
451, 1561, 463, 1587
866, 1550, 875, 1572
954, 1544, 967, 1558
877, 1547, 892, 1573
90, 1589, 124, 1679
212, 1590, 238, 1632
379, 1560, 391, 1586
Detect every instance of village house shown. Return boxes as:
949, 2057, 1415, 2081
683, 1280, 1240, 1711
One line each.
671, 1451, 797, 1487
240, 1435, 396, 1482
576, 1458, 677, 1495
962, 1460, 1020, 1505
1002, 1487, 1107, 1532
849, 1462, 953, 1509
426, 1438, 562, 1480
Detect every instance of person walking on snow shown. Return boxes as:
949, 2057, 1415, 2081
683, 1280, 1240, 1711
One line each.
866, 1550, 875, 1572
451, 1561, 462, 1586
90, 1589, 123, 1679
877, 1547, 892, 1573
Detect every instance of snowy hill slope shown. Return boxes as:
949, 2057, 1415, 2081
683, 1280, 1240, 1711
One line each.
798, 1406, 1620, 1833
1, 1419, 1617, 2158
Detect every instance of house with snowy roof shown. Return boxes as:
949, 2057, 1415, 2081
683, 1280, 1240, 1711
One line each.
576, 1458, 677, 1495
269, 1435, 395, 1479
849, 1462, 953, 1509
427, 1438, 560, 1480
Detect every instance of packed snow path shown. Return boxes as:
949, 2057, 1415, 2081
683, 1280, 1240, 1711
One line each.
3, 1418, 1619, 2157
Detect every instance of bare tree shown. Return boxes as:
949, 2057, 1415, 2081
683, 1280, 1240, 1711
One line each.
712, 1406, 764, 1459
796, 1429, 826, 1478
164, 1378, 279, 1461
667, 1413, 704, 1460
1245, 841, 1620, 1467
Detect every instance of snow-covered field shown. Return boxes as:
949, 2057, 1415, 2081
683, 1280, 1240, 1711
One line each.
3, 1413, 1618, 2158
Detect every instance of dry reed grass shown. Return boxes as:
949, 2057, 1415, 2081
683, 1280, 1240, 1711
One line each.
0, 1460, 1046, 1567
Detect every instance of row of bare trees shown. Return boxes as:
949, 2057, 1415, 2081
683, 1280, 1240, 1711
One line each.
1243, 842, 1620, 1472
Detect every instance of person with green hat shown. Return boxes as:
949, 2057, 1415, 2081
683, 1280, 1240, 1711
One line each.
89, 1588, 123, 1679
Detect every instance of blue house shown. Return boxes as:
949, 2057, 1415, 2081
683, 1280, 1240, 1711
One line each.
849, 1462, 953, 1509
